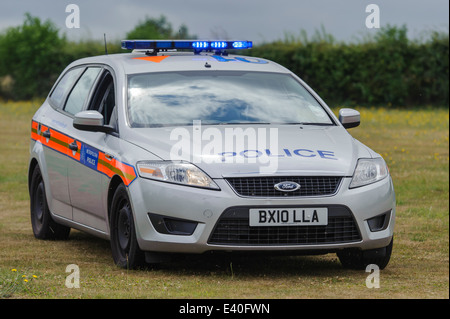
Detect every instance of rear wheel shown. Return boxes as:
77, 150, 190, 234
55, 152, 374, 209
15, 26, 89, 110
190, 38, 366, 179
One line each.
110, 184, 145, 269
337, 237, 393, 270
30, 165, 70, 240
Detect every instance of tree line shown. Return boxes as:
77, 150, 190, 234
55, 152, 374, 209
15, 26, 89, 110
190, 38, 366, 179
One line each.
0, 14, 448, 107
248, 26, 449, 107
0, 14, 194, 100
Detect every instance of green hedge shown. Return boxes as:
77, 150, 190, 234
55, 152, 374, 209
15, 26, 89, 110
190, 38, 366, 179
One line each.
248, 26, 449, 107
0, 14, 67, 100
0, 20, 448, 107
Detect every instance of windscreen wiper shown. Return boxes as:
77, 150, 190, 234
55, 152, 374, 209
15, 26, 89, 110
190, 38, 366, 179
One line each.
216, 122, 271, 125
284, 122, 335, 126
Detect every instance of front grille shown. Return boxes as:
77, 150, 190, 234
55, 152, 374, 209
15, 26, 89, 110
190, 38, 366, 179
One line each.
226, 176, 342, 197
208, 206, 361, 246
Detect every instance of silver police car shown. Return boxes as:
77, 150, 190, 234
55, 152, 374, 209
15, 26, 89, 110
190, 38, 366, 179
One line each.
28, 40, 395, 269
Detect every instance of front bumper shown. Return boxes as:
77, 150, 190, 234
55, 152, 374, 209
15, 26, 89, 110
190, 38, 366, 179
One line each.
128, 175, 395, 254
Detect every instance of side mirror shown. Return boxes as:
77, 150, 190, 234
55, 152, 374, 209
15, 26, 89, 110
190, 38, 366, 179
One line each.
73, 110, 114, 133
339, 108, 360, 129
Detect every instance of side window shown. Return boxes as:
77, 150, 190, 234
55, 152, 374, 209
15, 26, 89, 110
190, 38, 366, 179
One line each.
64, 67, 102, 115
103, 83, 116, 125
89, 71, 116, 125
49, 67, 84, 108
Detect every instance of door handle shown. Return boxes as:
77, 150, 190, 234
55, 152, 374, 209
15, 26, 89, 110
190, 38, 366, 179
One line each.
42, 129, 51, 139
69, 141, 78, 151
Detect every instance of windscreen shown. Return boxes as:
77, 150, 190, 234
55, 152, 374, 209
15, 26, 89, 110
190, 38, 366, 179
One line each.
127, 71, 334, 127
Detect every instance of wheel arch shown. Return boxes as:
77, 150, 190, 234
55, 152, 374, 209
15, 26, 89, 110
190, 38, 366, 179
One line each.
28, 157, 39, 195
107, 175, 126, 221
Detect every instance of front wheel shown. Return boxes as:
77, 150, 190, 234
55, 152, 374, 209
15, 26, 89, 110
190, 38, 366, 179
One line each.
29, 165, 70, 240
337, 237, 393, 270
110, 184, 145, 269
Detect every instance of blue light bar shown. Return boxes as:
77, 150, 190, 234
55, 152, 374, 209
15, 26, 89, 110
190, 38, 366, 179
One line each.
211, 41, 227, 49
121, 40, 252, 51
232, 41, 252, 49
192, 41, 209, 49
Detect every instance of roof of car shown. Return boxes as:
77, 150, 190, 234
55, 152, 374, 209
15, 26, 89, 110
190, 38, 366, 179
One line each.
69, 51, 290, 75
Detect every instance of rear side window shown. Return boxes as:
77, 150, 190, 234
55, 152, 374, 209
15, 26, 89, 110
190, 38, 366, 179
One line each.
50, 68, 83, 108
64, 67, 102, 115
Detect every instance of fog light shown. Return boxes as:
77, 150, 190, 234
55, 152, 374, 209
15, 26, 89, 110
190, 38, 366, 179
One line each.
148, 213, 198, 235
367, 211, 390, 232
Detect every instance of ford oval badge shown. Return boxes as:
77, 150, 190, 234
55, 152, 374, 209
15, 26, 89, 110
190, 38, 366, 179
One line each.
274, 181, 301, 192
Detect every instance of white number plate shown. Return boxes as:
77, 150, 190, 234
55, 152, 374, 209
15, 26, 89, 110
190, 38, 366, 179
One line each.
249, 208, 328, 226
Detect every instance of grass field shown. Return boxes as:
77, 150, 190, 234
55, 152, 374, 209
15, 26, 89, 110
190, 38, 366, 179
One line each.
0, 101, 448, 299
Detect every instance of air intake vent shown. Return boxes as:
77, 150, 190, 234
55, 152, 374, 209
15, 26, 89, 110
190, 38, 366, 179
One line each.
208, 206, 361, 246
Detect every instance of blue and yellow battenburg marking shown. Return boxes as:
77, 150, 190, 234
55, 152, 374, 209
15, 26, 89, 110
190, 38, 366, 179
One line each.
31, 120, 136, 186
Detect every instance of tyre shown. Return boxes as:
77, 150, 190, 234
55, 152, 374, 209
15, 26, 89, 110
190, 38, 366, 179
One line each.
337, 237, 393, 270
30, 165, 70, 240
110, 184, 145, 269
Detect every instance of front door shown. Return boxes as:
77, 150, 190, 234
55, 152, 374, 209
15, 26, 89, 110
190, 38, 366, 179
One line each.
66, 69, 116, 232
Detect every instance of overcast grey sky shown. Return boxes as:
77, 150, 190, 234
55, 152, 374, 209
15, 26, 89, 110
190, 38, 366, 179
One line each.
0, 0, 448, 44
